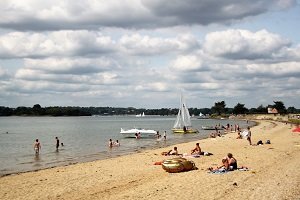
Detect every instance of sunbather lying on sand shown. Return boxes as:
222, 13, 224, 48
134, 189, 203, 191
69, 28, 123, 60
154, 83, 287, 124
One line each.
161, 147, 182, 156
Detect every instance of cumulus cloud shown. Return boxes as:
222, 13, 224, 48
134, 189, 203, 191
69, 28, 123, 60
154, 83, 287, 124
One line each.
0, 31, 200, 59
0, 0, 296, 31
170, 55, 204, 71
203, 29, 291, 60
120, 33, 199, 55
0, 31, 116, 59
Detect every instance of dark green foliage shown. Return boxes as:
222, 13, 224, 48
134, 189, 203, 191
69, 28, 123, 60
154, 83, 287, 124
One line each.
232, 103, 249, 114
0, 101, 298, 116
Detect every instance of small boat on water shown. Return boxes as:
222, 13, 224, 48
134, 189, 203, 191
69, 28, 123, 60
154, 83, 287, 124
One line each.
201, 126, 223, 130
197, 112, 209, 119
120, 128, 157, 138
172, 93, 198, 134
135, 112, 145, 117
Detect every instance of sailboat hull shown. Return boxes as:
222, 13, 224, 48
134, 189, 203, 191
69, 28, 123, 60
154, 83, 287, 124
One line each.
172, 128, 199, 134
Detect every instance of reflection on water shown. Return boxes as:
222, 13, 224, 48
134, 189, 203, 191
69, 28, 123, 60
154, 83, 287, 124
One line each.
33, 154, 42, 167
0, 116, 254, 176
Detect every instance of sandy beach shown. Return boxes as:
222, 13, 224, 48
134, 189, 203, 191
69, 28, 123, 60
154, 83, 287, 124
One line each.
0, 119, 299, 200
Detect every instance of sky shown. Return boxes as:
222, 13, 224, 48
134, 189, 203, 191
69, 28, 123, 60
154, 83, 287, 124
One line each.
0, 0, 300, 109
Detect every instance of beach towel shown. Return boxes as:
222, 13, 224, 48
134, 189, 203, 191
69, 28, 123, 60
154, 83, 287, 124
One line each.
208, 166, 249, 174
208, 168, 228, 174
183, 154, 200, 158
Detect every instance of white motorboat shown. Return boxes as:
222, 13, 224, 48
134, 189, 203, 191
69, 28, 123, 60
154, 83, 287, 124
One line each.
197, 112, 209, 119
120, 128, 157, 138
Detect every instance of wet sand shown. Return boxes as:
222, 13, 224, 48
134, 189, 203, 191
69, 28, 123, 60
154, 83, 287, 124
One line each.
0, 119, 299, 200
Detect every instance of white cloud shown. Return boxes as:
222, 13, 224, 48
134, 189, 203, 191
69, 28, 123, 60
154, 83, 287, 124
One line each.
170, 55, 204, 71
203, 29, 291, 60
0, 0, 295, 31
0, 31, 116, 58
0, 0, 299, 108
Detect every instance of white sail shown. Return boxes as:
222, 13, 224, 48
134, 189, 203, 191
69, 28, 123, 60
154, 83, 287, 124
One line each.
173, 94, 192, 129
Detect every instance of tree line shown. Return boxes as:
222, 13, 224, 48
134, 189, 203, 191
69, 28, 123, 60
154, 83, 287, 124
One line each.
0, 101, 298, 117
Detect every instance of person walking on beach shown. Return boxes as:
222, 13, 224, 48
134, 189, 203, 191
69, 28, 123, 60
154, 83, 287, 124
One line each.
55, 137, 60, 150
247, 127, 252, 145
33, 139, 41, 154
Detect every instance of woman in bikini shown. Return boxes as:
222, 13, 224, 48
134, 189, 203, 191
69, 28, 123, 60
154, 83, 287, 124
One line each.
227, 153, 237, 170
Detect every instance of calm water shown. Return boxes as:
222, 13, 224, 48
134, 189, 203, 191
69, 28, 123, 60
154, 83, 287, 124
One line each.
0, 116, 253, 176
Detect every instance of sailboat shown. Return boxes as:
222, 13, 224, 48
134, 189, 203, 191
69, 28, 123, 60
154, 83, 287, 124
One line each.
172, 94, 199, 134
135, 112, 145, 117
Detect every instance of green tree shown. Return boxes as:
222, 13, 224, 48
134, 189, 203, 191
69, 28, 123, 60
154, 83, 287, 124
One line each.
273, 101, 287, 114
232, 103, 248, 114
211, 101, 226, 115
287, 106, 297, 114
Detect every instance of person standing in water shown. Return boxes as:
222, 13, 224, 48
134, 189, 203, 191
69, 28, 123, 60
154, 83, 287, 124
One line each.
55, 137, 60, 150
33, 139, 41, 154
108, 139, 113, 148
163, 131, 167, 140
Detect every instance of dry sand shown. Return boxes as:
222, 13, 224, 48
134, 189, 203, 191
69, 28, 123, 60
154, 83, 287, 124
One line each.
0, 119, 299, 200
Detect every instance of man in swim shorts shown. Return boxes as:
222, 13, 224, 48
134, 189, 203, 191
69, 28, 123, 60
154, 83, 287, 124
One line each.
191, 143, 204, 155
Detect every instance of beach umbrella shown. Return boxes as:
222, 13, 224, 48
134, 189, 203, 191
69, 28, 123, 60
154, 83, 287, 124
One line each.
292, 127, 300, 132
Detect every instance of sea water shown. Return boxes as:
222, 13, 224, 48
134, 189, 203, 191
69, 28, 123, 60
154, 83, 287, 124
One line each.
0, 116, 254, 176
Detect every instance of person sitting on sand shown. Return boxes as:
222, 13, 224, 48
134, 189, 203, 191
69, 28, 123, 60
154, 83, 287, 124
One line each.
191, 143, 203, 155
227, 153, 237, 170
161, 146, 181, 156
208, 158, 229, 171
168, 146, 179, 155
236, 130, 242, 139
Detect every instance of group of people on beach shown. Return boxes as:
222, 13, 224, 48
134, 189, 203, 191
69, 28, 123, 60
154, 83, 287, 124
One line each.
162, 142, 212, 157
208, 153, 238, 172
33, 136, 63, 155
160, 123, 255, 172
209, 123, 253, 146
